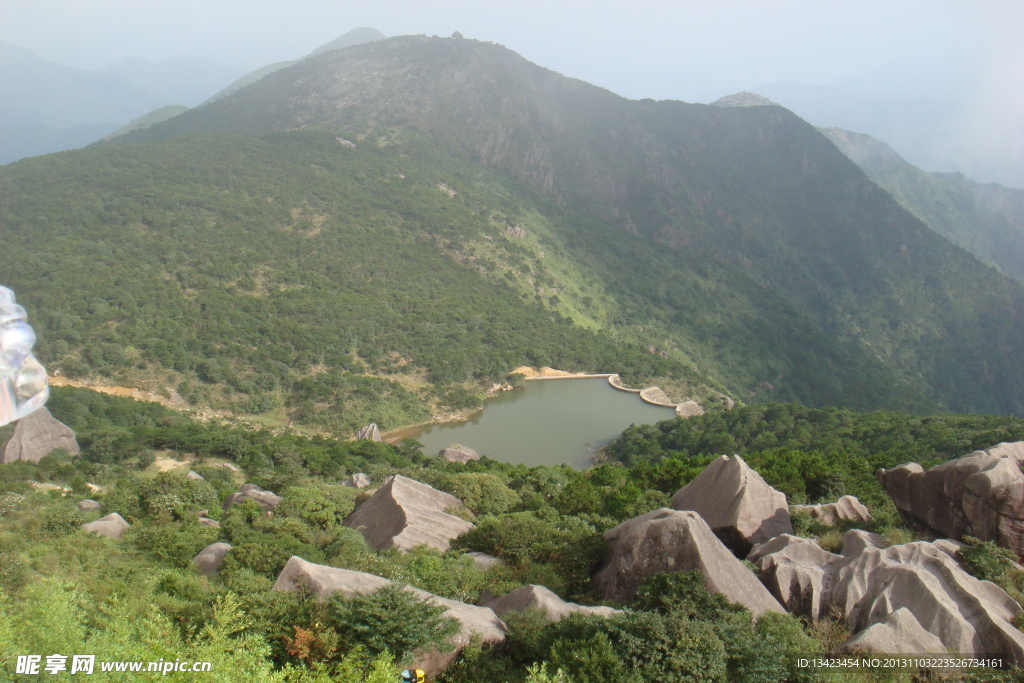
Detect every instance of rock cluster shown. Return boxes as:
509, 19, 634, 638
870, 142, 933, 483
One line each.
481, 585, 620, 623
223, 483, 283, 512
82, 512, 129, 539
749, 529, 1024, 664
591, 508, 784, 615
274, 556, 507, 678
440, 444, 479, 464
344, 475, 473, 552
670, 454, 792, 554
0, 407, 80, 464
877, 441, 1024, 556
792, 495, 872, 525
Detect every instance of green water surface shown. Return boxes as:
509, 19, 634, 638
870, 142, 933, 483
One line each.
397, 378, 676, 468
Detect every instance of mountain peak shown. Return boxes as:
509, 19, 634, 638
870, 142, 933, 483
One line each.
710, 91, 779, 108
307, 27, 387, 58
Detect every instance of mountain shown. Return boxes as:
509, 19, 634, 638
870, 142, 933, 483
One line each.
103, 56, 249, 107
753, 79, 1024, 189
5, 35, 1024, 433
823, 127, 1024, 285
205, 27, 386, 103
104, 105, 190, 140
0, 41, 165, 163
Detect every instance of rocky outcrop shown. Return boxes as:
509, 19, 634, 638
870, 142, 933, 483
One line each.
192, 542, 232, 575
222, 484, 283, 512
440, 445, 479, 464
748, 529, 1024, 664
675, 400, 705, 418
77, 499, 101, 513
467, 552, 503, 570
670, 455, 792, 554
837, 607, 947, 656
747, 534, 839, 620
274, 556, 506, 678
830, 538, 1024, 663
344, 475, 473, 552
342, 473, 372, 488
592, 508, 784, 615
877, 441, 1024, 557
186, 470, 204, 481
198, 517, 220, 528
0, 407, 80, 464
481, 585, 620, 623
81, 512, 129, 539
354, 423, 383, 442
792, 495, 872, 525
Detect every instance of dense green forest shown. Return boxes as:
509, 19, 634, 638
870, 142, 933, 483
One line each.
4, 36, 1024, 439
3, 388, 1024, 680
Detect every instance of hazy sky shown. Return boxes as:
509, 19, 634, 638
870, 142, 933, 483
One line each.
1, 0, 1015, 103
2, 0, 1022, 184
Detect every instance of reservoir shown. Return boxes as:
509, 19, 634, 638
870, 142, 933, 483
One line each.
392, 377, 677, 468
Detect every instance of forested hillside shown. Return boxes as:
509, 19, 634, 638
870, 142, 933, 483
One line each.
4, 389, 1024, 680
3, 34, 1024, 432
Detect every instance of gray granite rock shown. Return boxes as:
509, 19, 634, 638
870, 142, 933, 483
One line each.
671, 455, 792, 554
344, 475, 473, 552
792, 495, 872, 525
341, 473, 372, 488
274, 556, 506, 678
77, 499, 101, 513
354, 423, 383, 442
481, 585, 620, 623
81, 512, 129, 539
0, 407, 80, 464
223, 484, 283, 512
193, 542, 232, 575
440, 445, 479, 464
592, 508, 784, 614
877, 442, 1024, 557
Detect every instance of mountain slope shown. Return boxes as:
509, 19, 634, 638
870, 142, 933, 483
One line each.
4, 35, 1024, 428
823, 127, 1024, 284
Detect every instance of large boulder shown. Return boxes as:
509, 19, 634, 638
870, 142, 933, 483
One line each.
747, 534, 839, 620
192, 542, 232, 575
877, 442, 1024, 557
341, 473, 372, 488
829, 537, 1024, 663
749, 530, 1024, 664
77, 499, 101, 513
670, 454, 792, 554
354, 423, 383, 442
481, 585, 620, 623
440, 445, 479, 464
81, 512, 129, 539
274, 556, 506, 678
836, 607, 947, 656
344, 475, 473, 552
792, 495, 872, 525
591, 508, 784, 615
222, 484, 283, 512
0, 407, 80, 464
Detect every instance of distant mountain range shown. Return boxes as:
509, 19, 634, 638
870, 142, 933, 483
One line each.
823, 127, 1024, 285
4, 34, 1024, 432
0, 28, 386, 164
754, 80, 1023, 190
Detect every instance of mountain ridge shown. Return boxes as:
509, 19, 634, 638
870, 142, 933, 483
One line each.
5, 34, 1024, 429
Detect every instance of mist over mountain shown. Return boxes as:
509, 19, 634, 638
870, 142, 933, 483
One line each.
103, 55, 248, 107
754, 79, 1024, 189
5, 34, 1024, 431
0, 41, 243, 163
823, 127, 1024, 284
